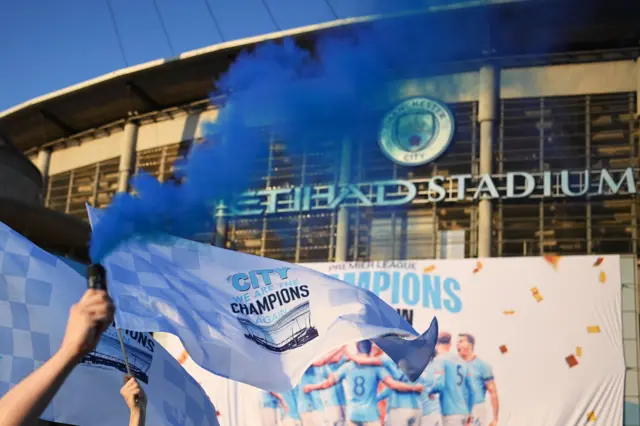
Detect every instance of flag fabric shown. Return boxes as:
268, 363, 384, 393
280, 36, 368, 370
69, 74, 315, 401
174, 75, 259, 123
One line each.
87, 207, 438, 393
0, 222, 219, 426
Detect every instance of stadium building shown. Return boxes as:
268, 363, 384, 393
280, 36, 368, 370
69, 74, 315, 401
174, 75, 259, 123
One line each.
1, 0, 640, 423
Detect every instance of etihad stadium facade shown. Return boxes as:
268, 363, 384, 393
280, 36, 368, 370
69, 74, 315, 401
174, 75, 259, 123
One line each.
1, 0, 640, 422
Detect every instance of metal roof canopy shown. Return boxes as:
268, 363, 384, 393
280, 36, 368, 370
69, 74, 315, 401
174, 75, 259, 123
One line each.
1, 0, 639, 154
0, 197, 91, 262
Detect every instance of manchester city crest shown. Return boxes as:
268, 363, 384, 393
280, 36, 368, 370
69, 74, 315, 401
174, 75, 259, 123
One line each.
379, 97, 454, 166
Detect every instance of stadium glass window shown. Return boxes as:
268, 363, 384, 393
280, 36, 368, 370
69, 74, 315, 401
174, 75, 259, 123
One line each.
495, 92, 638, 257
227, 138, 340, 262
45, 157, 120, 221
135, 141, 192, 183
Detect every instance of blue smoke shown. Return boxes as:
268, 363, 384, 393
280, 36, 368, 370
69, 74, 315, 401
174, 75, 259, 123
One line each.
89, 18, 402, 261
89, 4, 563, 262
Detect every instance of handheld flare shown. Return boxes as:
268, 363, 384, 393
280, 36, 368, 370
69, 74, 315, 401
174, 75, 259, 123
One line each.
87, 264, 107, 291
86, 264, 138, 405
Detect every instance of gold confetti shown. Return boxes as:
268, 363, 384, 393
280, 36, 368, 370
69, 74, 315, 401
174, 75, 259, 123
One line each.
587, 325, 601, 334
576, 346, 583, 357
177, 350, 189, 365
503, 310, 515, 316
472, 261, 483, 274
530, 287, 543, 303
423, 265, 436, 274
499, 345, 508, 354
593, 257, 604, 267
587, 412, 597, 422
566, 354, 579, 368
544, 255, 560, 269
599, 271, 607, 284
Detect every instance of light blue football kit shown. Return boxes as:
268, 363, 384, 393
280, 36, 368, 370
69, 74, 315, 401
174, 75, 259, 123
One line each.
297, 366, 325, 414
419, 359, 445, 426
436, 352, 475, 424
380, 356, 421, 426
282, 389, 301, 421
321, 357, 347, 407
467, 357, 493, 405
260, 391, 280, 409
260, 391, 281, 426
467, 356, 494, 426
420, 359, 445, 416
320, 357, 348, 425
381, 357, 421, 412
377, 386, 392, 402
335, 360, 391, 424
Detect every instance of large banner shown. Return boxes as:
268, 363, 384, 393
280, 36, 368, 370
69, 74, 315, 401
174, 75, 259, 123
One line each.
157, 255, 625, 426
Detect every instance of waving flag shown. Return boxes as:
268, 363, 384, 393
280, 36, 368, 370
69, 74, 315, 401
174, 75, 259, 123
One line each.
0, 222, 219, 426
87, 207, 438, 393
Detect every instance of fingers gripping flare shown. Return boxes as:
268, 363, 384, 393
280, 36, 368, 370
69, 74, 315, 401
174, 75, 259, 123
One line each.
87, 264, 136, 405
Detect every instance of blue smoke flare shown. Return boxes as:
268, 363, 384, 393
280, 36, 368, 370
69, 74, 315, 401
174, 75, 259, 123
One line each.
89, 4, 569, 262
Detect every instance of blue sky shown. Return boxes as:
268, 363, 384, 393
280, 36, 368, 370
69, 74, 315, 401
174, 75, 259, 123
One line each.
0, 0, 435, 112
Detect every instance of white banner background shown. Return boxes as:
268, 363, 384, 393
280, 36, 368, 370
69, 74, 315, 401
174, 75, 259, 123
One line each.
157, 255, 625, 426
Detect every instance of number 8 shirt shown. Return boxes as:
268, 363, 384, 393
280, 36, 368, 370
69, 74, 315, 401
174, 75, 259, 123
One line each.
334, 361, 392, 423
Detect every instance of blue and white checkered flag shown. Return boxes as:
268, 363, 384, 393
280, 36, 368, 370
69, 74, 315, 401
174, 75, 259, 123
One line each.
0, 221, 219, 426
87, 206, 438, 393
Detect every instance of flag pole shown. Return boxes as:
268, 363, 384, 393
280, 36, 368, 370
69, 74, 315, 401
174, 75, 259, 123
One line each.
114, 327, 139, 406
87, 264, 138, 405
115, 327, 134, 377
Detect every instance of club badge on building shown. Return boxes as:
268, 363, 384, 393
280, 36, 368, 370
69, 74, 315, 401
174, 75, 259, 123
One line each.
379, 97, 455, 166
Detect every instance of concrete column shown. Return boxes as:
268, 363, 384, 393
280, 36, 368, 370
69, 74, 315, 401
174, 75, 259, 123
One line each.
215, 201, 227, 248
636, 57, 640, 118
477, 65, 498, 258
117, 120, 139, 193
334, 137, 352, 262
36, 148, 51, 188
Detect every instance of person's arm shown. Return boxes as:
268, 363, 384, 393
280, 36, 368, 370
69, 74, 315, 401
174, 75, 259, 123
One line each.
304, 374, 339, 393
377, 386, 392, 402
330, 346, 346, 363
486, 379, 499, 426
371, 344, 384, 357
344, 345, 383, 366
0, 290, 114, 426
381, 376, 423, 393
271, 392, 288, 415
312, 346, 345, 367
350, 353, 383, 366
121, 376, 147, 426
430, 362, 445, 394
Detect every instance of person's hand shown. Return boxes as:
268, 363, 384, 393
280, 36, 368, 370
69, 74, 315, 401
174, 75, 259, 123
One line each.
413, 384, 424, 392
488, 420, 497, 426
303, 385, 313, 393
60, 289, 115, 359
121, 376, 147, 412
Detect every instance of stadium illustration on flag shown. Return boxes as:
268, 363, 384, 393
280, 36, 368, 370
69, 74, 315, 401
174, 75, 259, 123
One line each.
237, 301, 319, 353
86, 206, 439, 393
81, 325, 154, 384
0, 221, 219, 426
